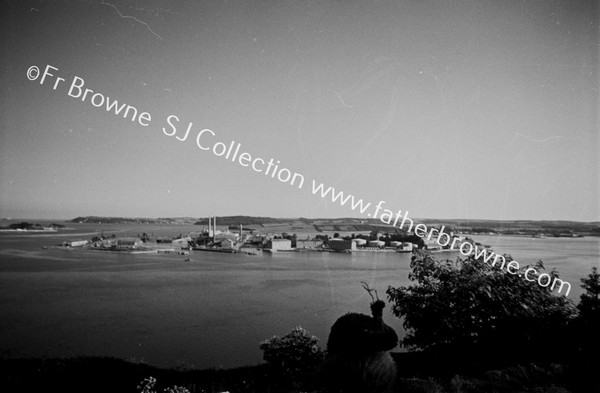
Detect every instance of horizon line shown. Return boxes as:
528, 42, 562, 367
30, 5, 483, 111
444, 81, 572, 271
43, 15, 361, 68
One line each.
1, 215, 599, 225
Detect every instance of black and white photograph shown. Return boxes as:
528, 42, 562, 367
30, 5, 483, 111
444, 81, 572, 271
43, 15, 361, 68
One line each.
1, 1, 599, 392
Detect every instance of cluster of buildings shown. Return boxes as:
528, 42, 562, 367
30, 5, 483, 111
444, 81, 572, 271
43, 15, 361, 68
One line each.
61, 237, 145, 250
327, 238, 414, 253
59, 217, 473, 255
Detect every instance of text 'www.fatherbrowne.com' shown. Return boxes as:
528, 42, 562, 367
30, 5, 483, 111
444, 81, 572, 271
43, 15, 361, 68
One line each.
310, 180, 572, 296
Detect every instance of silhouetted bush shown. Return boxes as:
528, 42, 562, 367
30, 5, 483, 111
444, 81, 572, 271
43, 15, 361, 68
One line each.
260, 327, 325, 391
386, 250, 576, 370
573, 267, 600, 358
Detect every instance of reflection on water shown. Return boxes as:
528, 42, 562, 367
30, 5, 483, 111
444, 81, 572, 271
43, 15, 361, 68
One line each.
0, 223, 597, 369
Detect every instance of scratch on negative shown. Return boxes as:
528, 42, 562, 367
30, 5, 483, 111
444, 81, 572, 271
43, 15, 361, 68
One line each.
333, 90, 353, 108
101, 1, 164, 41
515, 133, 564, 143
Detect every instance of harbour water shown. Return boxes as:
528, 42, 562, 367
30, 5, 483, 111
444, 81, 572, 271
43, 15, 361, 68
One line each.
0, 222, 598, 369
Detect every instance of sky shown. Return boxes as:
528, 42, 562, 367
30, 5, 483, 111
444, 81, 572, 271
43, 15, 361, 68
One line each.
1, 0, 598, 221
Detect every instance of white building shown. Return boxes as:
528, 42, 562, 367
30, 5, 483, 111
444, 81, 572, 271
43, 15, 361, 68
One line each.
115, 238, 144, 249
62, 240, 89, 247
265, 238, 292, 251
368, 240, 385, 248
329, 238, 357, 252
296, 239, 323, 250
172, 236, 192, 248
352, 238, 367, 247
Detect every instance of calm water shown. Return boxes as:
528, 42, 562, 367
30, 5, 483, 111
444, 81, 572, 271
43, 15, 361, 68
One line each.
0, 222, 598, 369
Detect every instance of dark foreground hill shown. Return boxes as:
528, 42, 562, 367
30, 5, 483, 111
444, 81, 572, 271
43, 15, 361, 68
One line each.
1, 353, 597, 393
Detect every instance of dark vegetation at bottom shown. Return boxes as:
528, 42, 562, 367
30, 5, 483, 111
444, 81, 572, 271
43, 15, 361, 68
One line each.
0, 357, 270, 393
0, 351, 597, 393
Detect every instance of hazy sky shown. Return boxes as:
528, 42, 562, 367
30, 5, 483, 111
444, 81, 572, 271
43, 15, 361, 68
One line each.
1, 0, 598, 221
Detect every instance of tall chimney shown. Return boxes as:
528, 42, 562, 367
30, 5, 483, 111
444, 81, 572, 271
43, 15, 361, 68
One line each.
208, 216, 212, 236
214, 216, 217, 241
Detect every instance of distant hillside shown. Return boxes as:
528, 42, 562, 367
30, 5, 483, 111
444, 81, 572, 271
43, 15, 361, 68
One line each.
193, 216, 309, 226
68, 216, 599, 236
69, 216, 197, 224
418, 218, 600, 236
0, 222, 65, 230
420, 218, 599, 228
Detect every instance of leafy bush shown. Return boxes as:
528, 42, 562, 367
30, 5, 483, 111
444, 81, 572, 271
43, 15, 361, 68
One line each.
260, 326, 325, 389
137, 376, 192, 393
574, 266, 600, 357
386, 250, 576, 365
577, 266, 600, 322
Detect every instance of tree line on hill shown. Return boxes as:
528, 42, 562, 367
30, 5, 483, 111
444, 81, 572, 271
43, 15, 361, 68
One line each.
0, 222, 64, 230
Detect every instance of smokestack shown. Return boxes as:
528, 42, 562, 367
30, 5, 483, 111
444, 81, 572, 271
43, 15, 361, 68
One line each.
208, 216, 212, 236
214, 215, 217, 240
240, 224, 243, 236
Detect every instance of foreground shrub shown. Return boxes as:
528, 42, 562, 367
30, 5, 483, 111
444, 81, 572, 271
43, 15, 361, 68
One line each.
260, 326, 325, 390
137, 376, 192, 393
577, 266, 600, 324
386, 250, 576, 366
574, 266, 600, 358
